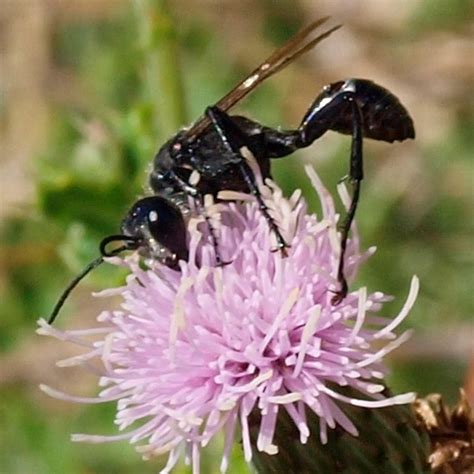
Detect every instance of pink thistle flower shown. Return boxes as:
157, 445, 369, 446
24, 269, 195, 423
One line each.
38, 165, 418, 473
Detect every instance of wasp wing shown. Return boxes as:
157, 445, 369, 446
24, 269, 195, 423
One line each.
187, 17, 342, 139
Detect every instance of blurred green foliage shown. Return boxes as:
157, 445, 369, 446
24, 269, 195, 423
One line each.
1, 1, 472, 473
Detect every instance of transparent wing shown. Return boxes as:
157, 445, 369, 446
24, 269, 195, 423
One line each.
187, 17, 342, 139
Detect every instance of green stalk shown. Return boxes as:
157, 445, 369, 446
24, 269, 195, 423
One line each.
134, 0, 187, 140
250, 390, 431, 474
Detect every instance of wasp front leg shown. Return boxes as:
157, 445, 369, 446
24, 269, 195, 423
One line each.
163, 168, 227, 267
205, 106, 290, 255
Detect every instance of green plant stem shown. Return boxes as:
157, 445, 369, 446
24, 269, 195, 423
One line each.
134, 0, 187, 140
249, 394, 430, 474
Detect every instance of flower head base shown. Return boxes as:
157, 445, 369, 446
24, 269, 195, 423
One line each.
38, 166, 418, 474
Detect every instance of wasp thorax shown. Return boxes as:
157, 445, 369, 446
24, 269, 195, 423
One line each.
121, 196, 189, 267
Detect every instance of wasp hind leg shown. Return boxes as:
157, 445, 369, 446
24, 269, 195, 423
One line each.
256, 90, 365, 303
298, 92, 365, 304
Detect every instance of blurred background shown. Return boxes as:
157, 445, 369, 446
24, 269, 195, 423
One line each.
0, 0, 472, 472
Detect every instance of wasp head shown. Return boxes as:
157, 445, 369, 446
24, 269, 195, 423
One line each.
118, 196, 189, 268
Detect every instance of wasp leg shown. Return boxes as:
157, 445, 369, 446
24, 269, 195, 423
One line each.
329, 98, 363, 304
195, 195, 229, 267
205, 106, 290, 255
166, 169, 227, 267
299, 92, 364, 304
248, 91, 364, 302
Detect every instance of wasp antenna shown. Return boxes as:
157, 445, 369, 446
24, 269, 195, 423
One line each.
48, 255, 105, 325
48, 236, 137, 325
100, 234, 140, 257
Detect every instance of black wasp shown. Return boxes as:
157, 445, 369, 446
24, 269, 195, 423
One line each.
48, 17, 415, 324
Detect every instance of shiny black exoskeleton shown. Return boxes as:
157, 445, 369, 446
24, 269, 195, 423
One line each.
140, 78, 414, 299
48, 18, 415, 324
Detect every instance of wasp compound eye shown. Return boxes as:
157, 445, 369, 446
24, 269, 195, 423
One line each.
121, 196, 189, 264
